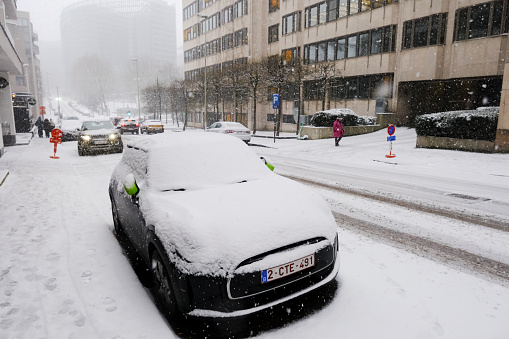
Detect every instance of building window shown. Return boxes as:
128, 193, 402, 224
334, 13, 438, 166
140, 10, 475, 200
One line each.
235, 0, 248, 18
282, 11, 301, 35
336, 37, 346, 59
223, 5, 233, 24
305, 2, 326, 28
371, 28, 382, 54
327, 0, 338, 21
268, 24, 279, 43
403, 13, 447, 49
358, 31, 369, 56
347, 35, 357, 58
269, 0, 280, 13
281, 47, 301, 64
235, 28, 248, 47
454, 0, 509, 41
222, 33, 234, 50
304, 80, 324, 100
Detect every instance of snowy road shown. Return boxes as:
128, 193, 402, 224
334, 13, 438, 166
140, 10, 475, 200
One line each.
1, 127, 509, 338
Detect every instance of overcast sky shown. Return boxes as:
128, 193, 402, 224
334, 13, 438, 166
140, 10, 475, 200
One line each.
17, 0, 182, 42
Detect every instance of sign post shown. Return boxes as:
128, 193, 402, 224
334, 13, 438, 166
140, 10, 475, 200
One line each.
49, 128, 62, 159
40, 106, 46, 118
272, 94, 280, 143
386, 124, 396, 158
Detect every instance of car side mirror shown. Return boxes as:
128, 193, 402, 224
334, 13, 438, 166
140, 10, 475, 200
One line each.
123, 173, 139, 196
260, 156, 274, 171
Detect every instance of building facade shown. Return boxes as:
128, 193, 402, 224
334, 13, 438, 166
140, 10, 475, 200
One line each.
0, 0, 24, 155
61, 0, 177, 110
182, 0, 509, 151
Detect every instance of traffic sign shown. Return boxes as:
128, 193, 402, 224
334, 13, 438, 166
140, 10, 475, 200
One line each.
272, 94, 280, 109
387, 135, 396, 141
50, 128, 63, 159
387, 124, 396, 136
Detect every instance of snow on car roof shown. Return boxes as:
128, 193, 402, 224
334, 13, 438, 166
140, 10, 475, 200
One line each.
125, 132, 269, 191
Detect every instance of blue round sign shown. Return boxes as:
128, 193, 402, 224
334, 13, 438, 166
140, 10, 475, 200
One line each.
387, 124, 395, 136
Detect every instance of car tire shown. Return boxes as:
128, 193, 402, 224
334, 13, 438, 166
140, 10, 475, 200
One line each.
120, 130, 124, 135
151, 251, 179, 317
78, 148, 84, 156
136, 130, 139, 135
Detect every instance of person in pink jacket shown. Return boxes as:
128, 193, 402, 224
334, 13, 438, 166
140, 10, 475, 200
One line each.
333, 117, 344, 146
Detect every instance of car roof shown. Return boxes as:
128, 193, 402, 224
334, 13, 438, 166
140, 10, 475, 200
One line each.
124, 132, 269, 190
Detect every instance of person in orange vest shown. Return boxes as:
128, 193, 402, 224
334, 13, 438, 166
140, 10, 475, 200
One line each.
333, 117, 344, 147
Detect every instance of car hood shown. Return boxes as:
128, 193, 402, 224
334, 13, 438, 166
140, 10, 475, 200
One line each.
139, 174, 337, 277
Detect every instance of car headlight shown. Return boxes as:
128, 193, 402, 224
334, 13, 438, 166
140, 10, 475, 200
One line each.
109, 133, 118, 140
80, 135, 91, 142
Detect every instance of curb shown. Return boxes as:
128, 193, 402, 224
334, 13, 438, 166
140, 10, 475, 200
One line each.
0, 170, 9, 187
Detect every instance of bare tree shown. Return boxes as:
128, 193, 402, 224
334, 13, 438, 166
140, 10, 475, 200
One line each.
169, 79, 194, 130
310, 62, 341, 111
71, 54, 112, 113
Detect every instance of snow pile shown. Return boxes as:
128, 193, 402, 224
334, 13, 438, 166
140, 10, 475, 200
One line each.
310, 108, 377, 127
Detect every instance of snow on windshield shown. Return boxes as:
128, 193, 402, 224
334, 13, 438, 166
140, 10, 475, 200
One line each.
82, 120, 114, 130
128, 132, 270, 191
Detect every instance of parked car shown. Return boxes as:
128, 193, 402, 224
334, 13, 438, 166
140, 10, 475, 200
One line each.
206, 121, 251, 143
119, 118, 139, 134
59, 116, 82, 141
109, 132, 339, 319
140, 119, 164, 134
77, 119, 123, 156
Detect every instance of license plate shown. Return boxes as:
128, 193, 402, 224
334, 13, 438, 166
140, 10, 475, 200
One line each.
94, 140, 108, 145
261, 253, 315, 284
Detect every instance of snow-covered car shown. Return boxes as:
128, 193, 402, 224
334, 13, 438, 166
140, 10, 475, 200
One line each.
108, 132, 339, 319
206, 121, 251, 143
77, 119, 123, 156
119, 118, 139, 134
59, 116, 81, 141
140, 119, 164, 134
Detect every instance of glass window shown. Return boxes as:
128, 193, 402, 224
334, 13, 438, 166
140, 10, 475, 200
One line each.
337, 38, 346, 59
327, 40, 336, 60
430, 14, 439, 45
339, 0, 348, 17
346, 78, 358, 98
358, 76, 370, 99
403, 21, 412, 49
350, 0, 359, 15
383, 25, 391, 52
268, 25, 279, 43
413, 16, 429, 47
371, 28, 382, 54
358, 32, 369, 56
318, 42, 326, 62
492, 1, 504, 35
469, 3, 490, 38
360, 0, 370, 12
372, 0, 384, 9
456, 8, 468, 41
319, 2, 327, 23
327, 0, 338, 22
310, 6, 318, 27
347, 35, 357, 58
309, 44, 317, 63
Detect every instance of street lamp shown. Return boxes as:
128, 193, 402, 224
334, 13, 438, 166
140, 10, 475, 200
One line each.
131, 58, 141, 120
197, 13, 209, 129
56, 86, 61, 118
46, 72, 52, 116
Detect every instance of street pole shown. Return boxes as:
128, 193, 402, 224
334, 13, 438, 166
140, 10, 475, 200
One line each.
131, 58, 141, 120
198, 14, 209, 129
57, 86, 61, 118
46, 73, 52, 116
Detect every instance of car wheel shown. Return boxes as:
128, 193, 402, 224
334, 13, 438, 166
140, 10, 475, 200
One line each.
78, 148, 84, 156
111, 200, 124, 236
151, 251, 179, 317
120, 130, 124, 135
136, 130, 139, 134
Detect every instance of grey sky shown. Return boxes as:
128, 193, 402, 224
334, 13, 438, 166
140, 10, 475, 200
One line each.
17, 0, 182, 42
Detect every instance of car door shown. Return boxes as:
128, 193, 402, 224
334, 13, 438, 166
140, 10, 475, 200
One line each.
116, 148, 149, 251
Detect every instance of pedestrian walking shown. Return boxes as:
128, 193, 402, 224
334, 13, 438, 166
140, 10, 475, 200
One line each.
43, 118, 51, 138
35, 117, 43, 138
333, 117, 344, 146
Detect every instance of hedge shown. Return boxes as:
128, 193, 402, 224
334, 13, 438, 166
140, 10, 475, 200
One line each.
414, 107, 499, 142
310, 109, 377, 127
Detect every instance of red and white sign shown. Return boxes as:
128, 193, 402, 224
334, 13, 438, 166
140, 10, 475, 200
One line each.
50, 128, 62, 159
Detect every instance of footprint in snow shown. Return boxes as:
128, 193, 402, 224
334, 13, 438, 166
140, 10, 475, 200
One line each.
102, 297, 117, 312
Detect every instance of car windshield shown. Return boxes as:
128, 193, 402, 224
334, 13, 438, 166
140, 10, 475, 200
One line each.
82, 121, 114, 131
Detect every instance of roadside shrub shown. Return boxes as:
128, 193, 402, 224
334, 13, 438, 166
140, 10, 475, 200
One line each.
310, 109, 377, 127
414, 107, 499, 142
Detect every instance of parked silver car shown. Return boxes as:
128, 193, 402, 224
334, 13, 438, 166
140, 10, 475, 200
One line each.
206, 121, 251, 143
